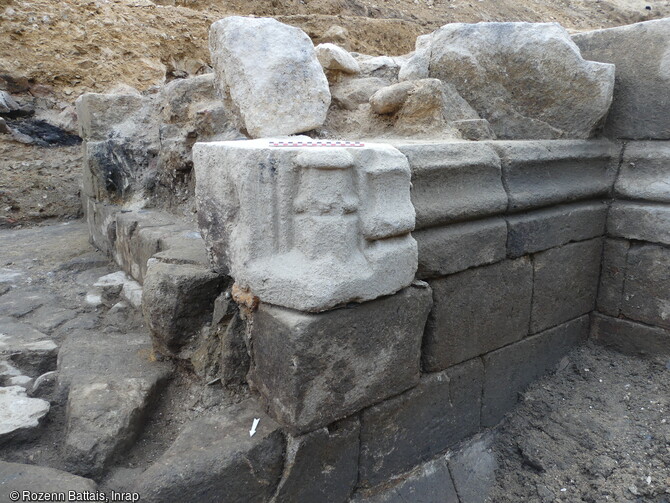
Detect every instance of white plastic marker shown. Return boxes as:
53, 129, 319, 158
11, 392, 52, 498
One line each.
249, 418, 260, 437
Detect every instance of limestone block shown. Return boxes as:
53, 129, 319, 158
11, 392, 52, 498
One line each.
85, 198, 119, 256
0, 386, 50, 443
481, 315, 589, 427
249, 284, 432, 434
0, 319, 57, 377
358, 359, 483, 487
408, 22, 614, 139
354, 54, 401, 80
209, 17, 330, 138
491, 140, 616, 211
608, 202, 670, 246
75, 92, 145, 142
506, 201, 608, 258
414, 217, 507, 279
597, 239, 630, 317
621, 244, 670, 330
331, 77, 389, 111
616, 142, 670, 203
573, 19, 670, 139
530, 238, 602, 333
423, 258, 532, 371
394, 141, 506, 229
194, 139, 417, 312
273, 417, 359, 503
591, 312, 670, 356
398, 33, 433, 81
316, 43, 360, 74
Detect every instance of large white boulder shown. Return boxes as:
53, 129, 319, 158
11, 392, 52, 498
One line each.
209, 17, 331, 138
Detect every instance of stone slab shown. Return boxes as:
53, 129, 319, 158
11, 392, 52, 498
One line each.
616, 141, 670, 203
447, 433, 498, 503
597, 238, 630, 317
424, 258, 532, 371
395, 141, 507, 229
490, 140, 616, 211
414, 217, 507, 279
0, 318, 57, 377
359, 358, 483, 487
530, 238, 602, 333
482, 315, 589, 427
250, 284, 432, 434
591, 312, 670, 357
621, 243, 670, 330
607, 201, 670, 246
0, 386, 50, 443
506, 201, 608, 258
0, 461, 96, 502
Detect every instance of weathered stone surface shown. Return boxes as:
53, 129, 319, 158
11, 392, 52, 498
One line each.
85, 198, 119, 256
406, 22, 614, 139
491, 140, 616, 211
273, 417, 359, 503
76, 91, 151, 142
398, 33, 433, 81
359, 359, 483, 487
133, 399, 285, 503
369, 81, 415, 114
395, 141, 506, 229
194, 140, 417, 312
0, 386, 49, 443
316, 43, 360, 74
621, 244, 670, 330
424, 258, 532, 371
0, 461, 97, 502
64, 376, 165, 478
447, 433, 498, 503
142, 260, 226, 355
573, 19, 670, 139
531, 239, 602, 333
0, 318, 57, 377
331, 77, 389, 111
591, 312, 670, 356
250, 284, 432, 434
482, 315, 589, 427
597, 239, 630, 317
351, 454, 459, 503
414, 217, 507, 279
607, 202, 670, 246
616, 142, 670, 203
23, 305, 78, 335
0, 288, 48, 318
506, 201, 608, 258
354, 54, 401, 80
452, 118, 496, 141
153, 230, 209, 267
209, 17, 330, 137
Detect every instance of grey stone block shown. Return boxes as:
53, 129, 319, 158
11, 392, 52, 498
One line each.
621, 244, 670, 330
359, 358, 483, 487
530, 239, 602, 334
597, 239, 630, 317
506, 201, 608, 258
76, 93, 145, 142
249, 284, 432, 434
133, 399, 285, 503
447, 433, 497, 503
607, 201, 670, 246
616, 141, 670, 203
490, 140, 616, 211
573, 19, 670, 139
274, 417, 359, 503
482, 315, 589, 427
351, 454, 459, 503
591, 312, 670, 356
414, 217, 507, 279
0, 461, 96, 503
85, 198, 119, 256
424, 258, 532, 371
394, 141, 507, 229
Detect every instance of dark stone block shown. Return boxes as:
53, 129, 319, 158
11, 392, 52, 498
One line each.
591, 312, 670, 356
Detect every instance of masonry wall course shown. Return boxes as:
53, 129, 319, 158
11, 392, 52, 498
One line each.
591, 312, 670, 356
607, 201, 670, 246
616, 141, 670, 203
596, 238, 630, 317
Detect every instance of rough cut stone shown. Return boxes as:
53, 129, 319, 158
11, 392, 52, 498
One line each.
0, 386, 49, 443
414, 217, 507, 279
597, 239, 630, 317
530, 239, 602, 333
209, 17, 330, 137
491, 140, 616, 211
398, 33, 433, 81
359, 359, 483, 487
424, 258, 532, 371
250, 284, 432, 434
351, 454, 459, 503
354, 54, 401, 80
194, 139, 417, 312
506, 201, 608, 258
0, 461, 97, 502
573, 19, 670, 139
85, 198, 119, 256
406, 22, 614, 139
482, 315, 589, 427
616, 142, 670, 203
331, 77, 389, 111
274, 417, 360, 503
607, 202, 670, 246
395, 141, 506, 229
0, 318, 57, 377
621, 244, 670, 330
591, 312, 670, 356
133, 399, 285, 503
316, 43, 360, 74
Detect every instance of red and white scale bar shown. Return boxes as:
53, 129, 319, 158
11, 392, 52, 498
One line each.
269, 141, 365, 147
